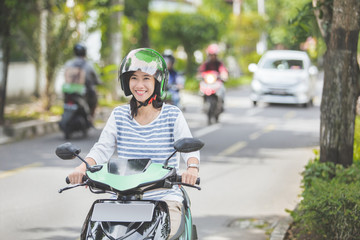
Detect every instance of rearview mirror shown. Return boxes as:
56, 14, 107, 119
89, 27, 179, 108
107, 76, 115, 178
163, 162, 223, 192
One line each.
174, 138, 204, 153
55, 142, 81, 160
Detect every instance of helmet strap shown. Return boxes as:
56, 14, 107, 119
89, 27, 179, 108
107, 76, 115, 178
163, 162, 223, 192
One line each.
137, 94, 157, 109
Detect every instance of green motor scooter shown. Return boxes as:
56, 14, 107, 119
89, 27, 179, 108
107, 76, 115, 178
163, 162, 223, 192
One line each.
56, 138, 204, 240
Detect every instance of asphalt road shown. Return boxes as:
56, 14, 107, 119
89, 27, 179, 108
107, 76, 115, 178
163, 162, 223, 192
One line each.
0, 85, 321, 239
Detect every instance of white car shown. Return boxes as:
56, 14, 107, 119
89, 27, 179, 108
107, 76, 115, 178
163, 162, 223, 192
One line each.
248, 50, 318, 107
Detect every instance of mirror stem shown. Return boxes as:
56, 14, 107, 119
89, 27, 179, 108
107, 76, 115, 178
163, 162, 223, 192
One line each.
164, 150, 177, 168
74, 153, 91, 170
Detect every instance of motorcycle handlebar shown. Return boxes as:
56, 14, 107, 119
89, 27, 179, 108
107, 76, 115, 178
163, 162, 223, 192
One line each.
65, 175, 200, 185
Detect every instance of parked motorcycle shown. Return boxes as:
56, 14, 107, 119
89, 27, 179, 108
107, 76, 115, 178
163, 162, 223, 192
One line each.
199, 70, 224, 125
58, 93, 92, 140
56, 137, 204, 240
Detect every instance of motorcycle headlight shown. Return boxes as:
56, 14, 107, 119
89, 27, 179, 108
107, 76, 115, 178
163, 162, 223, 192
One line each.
204, 74, 217, 84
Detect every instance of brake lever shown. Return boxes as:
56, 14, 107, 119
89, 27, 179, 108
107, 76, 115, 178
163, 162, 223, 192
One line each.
58, 180, 88, 193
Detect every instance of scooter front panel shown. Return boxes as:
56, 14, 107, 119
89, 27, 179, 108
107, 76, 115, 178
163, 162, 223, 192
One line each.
91, 202, 155, 222
84, 200, 170, 240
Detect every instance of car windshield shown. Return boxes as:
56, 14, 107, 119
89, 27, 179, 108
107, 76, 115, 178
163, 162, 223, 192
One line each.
262, 59, 304, 70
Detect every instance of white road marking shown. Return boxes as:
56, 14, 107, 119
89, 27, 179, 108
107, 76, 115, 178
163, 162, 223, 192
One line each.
194, 123, 222, 138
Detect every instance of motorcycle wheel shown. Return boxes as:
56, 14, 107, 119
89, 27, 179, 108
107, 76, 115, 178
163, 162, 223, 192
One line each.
207, 96, 217, 125
64, 130, 71, 140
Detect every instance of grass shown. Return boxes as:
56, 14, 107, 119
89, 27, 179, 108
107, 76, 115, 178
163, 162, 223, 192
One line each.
4, 100, 59, 124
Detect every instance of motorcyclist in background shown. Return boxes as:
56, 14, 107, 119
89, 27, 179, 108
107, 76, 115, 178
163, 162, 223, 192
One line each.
63, 43, 102, 119
198, 43, 228, 109
163, 50, 185, 108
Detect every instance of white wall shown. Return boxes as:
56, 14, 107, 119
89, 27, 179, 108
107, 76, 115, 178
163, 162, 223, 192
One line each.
7, 62, 37, 99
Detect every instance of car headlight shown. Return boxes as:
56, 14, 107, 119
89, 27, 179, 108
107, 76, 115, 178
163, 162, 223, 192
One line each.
293, 79, 308, 93
251, 78, 263, 92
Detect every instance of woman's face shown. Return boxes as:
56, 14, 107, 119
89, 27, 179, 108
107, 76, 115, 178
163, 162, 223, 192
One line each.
129, 71, 156, 102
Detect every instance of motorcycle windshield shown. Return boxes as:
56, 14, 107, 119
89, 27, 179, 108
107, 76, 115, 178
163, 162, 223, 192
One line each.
86, 159, 172, 192
108, 158, 151, 176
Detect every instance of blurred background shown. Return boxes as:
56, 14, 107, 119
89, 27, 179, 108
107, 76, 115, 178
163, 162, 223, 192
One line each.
0, 0, 325, 121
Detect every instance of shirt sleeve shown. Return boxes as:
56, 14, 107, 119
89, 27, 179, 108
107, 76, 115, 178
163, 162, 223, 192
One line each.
86, 110, 117, 164
174, 110, 200, 164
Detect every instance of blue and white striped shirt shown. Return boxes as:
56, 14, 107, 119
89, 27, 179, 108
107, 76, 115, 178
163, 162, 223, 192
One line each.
86, 103, 200, 202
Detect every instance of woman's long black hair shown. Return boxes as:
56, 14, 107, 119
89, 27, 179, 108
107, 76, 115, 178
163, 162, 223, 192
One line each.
130, 80, 164, 118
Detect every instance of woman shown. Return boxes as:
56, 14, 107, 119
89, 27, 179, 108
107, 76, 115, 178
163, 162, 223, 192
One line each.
68, 48, 200, 238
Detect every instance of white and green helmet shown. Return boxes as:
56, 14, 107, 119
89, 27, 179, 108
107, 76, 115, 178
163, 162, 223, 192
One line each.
119, 48, 169, 97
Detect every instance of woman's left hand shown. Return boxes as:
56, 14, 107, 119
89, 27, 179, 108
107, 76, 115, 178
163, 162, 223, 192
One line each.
181, 167, 199, 185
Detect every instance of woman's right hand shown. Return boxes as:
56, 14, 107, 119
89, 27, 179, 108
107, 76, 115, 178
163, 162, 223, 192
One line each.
68, 166, 86, 184
68, 158, 96, 184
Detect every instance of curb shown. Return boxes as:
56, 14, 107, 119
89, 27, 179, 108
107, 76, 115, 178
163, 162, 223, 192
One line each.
269, 216, 292, 240
1, 117, 60, 144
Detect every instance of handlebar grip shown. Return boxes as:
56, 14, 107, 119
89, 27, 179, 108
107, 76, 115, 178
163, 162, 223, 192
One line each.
196, 178, 200, 185
176, 176, 200, 185
65, 175, 87, 184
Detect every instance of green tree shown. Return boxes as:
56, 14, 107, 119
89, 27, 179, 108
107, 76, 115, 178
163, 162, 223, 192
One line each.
160, 13, 220, 75
226, 12, 266, 73
124, 0, 150, 48
43, 0, 81, 110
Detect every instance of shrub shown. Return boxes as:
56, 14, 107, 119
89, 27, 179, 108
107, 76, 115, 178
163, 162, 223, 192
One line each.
290, 117, 360, 239
293, 179, 360, 240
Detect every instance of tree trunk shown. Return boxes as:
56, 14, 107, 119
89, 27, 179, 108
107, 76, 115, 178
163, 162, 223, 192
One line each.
140, 20, 150, 48
110, 0, 124, 99
319, 0, 360, 166
0, 0, 11, 125
0, 36, 9, 126
35, 0, 47, 99
184, 47, 196, 77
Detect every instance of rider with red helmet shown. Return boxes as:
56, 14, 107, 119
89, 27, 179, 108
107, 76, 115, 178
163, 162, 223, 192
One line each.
198, 44, 228, 113
198, 43, 228, 81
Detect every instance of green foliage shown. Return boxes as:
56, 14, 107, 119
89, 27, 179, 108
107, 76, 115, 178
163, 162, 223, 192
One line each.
96, 64, 118, 96
94, 0, 124, 64
293, 179, 360, 239
184, 78, 199, 92
199, 0, 232, 36
160, 13, 221, 75
225, 13, 265, 74
123, 0, 150, 47
225, 76, 252, 88
290, 118, 360, 239
354, 116, 360, 161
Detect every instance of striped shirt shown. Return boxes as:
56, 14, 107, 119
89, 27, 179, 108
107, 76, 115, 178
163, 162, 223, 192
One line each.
86, 103, 200, 202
